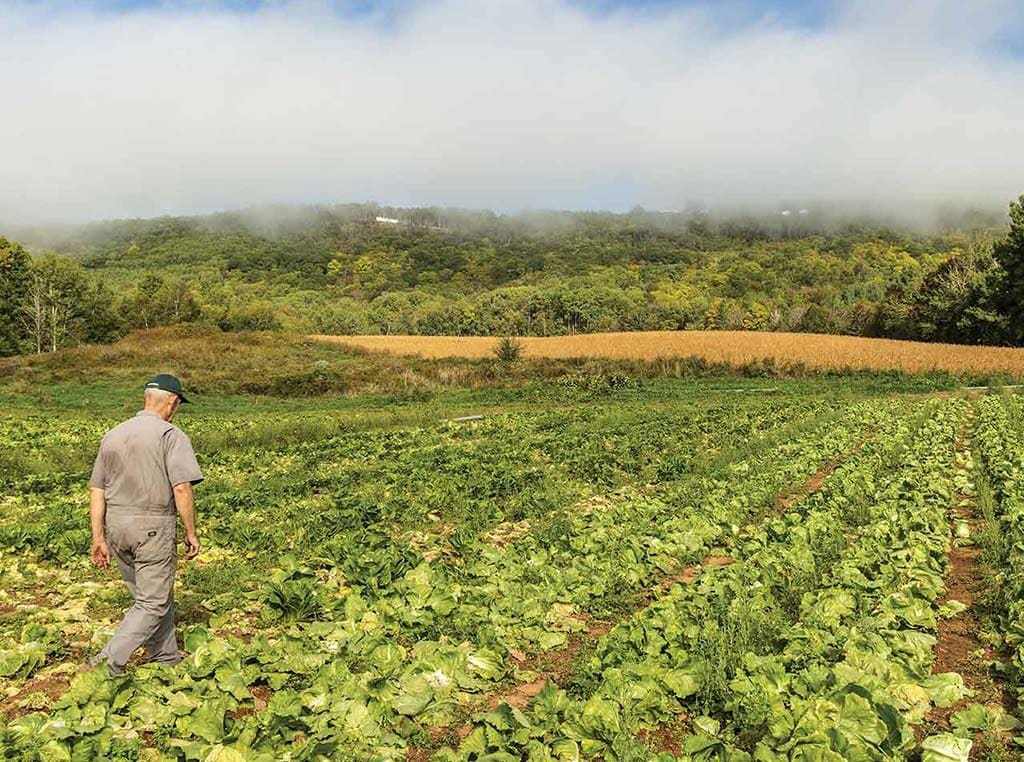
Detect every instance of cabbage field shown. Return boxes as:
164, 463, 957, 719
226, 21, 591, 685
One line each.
1, 383, 1023, 761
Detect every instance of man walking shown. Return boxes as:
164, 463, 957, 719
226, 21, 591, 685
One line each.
87, 374, 203, 675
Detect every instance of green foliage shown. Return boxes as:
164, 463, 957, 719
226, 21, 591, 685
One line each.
3, 370, 1024, 760
5, 197, 1024, 353
0, 236, 31, 356
2, 252, 121, 356
994, 194, 1024, 344
263, 573, 324, 623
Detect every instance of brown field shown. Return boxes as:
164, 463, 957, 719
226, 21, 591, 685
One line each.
312, 331, 1024, 377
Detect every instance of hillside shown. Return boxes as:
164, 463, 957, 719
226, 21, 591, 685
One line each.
2, 202, 1016, 359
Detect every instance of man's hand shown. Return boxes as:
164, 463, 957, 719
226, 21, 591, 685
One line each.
184, 532, 201, 561
91, 538, 110, 568
173, 481, 200, 561
89, 487, 107, 568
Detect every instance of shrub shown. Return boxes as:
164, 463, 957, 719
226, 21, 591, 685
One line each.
492, 336, 524, 362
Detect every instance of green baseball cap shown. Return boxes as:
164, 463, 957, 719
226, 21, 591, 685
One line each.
144, 374, 190, 403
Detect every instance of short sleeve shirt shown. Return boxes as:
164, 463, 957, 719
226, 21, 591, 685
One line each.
90, 410, 203, 515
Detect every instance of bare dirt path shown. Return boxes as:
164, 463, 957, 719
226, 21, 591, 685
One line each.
775, 430, 874, 514
925, 412, 1015, 757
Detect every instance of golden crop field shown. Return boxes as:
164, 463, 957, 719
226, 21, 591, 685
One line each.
313, 330, 1024, 376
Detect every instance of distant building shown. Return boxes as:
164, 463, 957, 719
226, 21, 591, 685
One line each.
375, 216, 401, 225
684, 200, 709, 216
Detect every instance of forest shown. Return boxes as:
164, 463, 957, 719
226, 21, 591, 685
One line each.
1, 196, 1023, 357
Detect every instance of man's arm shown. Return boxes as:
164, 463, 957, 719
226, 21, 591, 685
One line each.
89, 487, 110, 568
173, 481, 201, 560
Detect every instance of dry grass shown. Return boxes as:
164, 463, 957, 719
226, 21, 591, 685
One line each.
313, 331, 1024, 377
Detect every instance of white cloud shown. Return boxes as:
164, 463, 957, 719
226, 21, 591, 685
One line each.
1, 0, 1022, 223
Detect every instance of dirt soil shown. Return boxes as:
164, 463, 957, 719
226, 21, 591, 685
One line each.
776, 433, 872, 513
638, 719, 688, 756
925, 421, 1015, 758
660, 555, 735, 591
0, 673, 72, 719
227, 683, 273, 720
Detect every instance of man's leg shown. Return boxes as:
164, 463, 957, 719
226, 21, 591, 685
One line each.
144, 518, 180, 665
91, 518, 177, 674
89, 522, 138, 673
144, 589, 180, 666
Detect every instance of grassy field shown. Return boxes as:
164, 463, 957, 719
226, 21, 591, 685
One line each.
1, 330, 1023, 760
315, 330, 1024, 377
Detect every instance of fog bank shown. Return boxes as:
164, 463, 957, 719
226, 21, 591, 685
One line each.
1, 0, 1023, 224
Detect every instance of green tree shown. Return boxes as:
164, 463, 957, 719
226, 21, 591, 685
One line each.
79, 281, 125, 344
21, 254, 91, 353
123, 276, 199, 329
910, 238, 1005, 344
798, 303, 837, 334
123, 275, 167, 329
0, 237, 31, 356
352, 251, 411, 299
218, 301, 282, 331
742, 303, 772, 331
994, 194, 1024, 344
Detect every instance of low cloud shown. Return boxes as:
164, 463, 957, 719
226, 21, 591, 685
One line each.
1, 0, 1023, 224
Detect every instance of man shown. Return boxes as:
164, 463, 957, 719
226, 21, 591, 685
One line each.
86, 374, 203, 675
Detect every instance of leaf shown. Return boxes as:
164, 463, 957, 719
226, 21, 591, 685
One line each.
370, 643, 406, 674
661, 669, 699, 699
184, 625, 213, 653
459, 726, 487, 753
267, 689, 303, 720
77, 702, 108, 734
577, 696, 621, 738
391, 674, 433, 716
204, 746, 248, 762
835, 693, 887, 746
467, 650, 505, 681
189, 639, 232, 678
924, 673, 969, 708
693, 716, 720, 736
921, 733, 972, 762
550, 739, 580, 760
0, 648, 27, 677
890, 683, 931, 723
938, 600, 968, 618
179, 698, 230, 744
37, 739, 72, 762
951, 703, 1001, 736
130, 696, 174, 729
5, 713, 48, 747
537, 631, 567, 650
214, 664, 253, 701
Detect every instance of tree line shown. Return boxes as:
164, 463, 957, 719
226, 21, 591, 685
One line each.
1, 196, 1022, 357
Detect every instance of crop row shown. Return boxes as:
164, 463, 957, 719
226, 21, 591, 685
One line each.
437, 398, 971, 760
972, 394, 1024, 709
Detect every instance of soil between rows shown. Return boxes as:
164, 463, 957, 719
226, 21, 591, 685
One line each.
924, 416, 1015, 758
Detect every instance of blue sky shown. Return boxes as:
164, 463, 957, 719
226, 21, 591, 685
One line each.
39, 0, 838, 27
30, 0, 1024, 57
